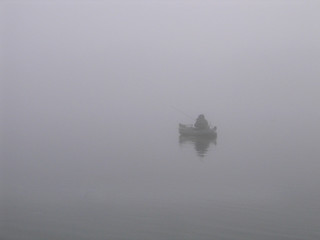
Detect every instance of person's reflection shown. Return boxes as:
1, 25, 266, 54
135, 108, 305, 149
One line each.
179, 135, 217, 157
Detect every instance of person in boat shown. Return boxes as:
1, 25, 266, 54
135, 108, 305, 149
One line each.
194, 114, 209, 130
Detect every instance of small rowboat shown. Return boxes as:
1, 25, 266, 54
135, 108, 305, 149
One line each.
179, 124, 217, 138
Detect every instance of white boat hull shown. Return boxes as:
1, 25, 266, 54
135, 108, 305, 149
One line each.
179, 124, 217, 138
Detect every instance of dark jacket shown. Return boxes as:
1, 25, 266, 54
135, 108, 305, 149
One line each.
194, 115, 209, 129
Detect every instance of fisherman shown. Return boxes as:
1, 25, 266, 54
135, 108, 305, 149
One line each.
194, 114, 209, 130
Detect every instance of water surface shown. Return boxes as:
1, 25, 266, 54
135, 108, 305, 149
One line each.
2, 1, 320, 239
2, 115, 320, 240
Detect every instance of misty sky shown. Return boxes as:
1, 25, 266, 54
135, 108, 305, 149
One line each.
1, 0, 320, 133
1, 3, 320, 239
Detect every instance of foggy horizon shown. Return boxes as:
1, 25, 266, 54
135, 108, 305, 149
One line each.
1, 1, 320, 239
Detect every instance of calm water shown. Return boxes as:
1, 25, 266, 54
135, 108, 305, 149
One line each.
1, 115, 320, 240
2, 1, 320, 239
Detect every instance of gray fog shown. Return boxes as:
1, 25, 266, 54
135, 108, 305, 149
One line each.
1, 1, 320, 239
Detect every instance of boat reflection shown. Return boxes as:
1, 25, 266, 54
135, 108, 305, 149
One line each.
179, 135, 217, 157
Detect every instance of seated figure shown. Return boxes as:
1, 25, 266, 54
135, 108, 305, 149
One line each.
194, 114, 209, 130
